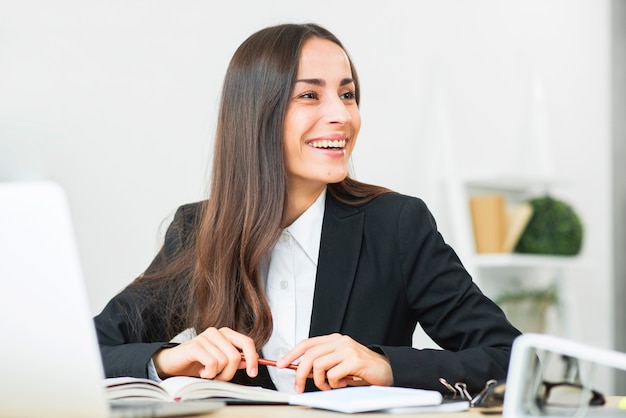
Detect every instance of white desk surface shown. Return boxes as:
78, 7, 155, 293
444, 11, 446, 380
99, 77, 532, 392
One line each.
194, 396, 624, 418
198, 404, 480, 417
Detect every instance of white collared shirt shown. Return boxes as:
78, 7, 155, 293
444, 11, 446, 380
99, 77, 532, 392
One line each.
261, 188, 326, 393
149, 189, 326, 389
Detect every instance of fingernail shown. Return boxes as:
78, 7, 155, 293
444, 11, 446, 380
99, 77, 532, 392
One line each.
250, 367, 258, 377
294, 385, 301, 393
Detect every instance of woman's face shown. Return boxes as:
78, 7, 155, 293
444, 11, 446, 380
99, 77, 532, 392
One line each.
283, 36, 360, 193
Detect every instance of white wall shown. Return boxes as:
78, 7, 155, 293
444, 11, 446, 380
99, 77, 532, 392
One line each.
612, 0, 626, 394
0, 0, 613, 379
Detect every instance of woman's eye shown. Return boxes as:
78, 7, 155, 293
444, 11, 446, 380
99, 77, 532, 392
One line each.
341, 90, 356, 100
298, 91, 318, 99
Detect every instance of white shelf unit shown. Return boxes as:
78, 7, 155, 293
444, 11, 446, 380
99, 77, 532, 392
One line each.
445, 176, 580, 338
472, 253, 579, 270
431, 77, 579, 337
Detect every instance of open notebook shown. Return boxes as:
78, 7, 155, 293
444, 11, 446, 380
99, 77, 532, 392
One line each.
0, 181, 224, 418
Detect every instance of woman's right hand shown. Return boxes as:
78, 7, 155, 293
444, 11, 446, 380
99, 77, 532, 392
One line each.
152, 327, 258, 381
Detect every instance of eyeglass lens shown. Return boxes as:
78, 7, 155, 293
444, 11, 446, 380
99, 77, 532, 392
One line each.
539, 381, 605, 408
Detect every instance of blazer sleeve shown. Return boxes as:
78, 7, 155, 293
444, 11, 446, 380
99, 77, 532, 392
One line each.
373, 197, 521, 393
93, 203, 200, 378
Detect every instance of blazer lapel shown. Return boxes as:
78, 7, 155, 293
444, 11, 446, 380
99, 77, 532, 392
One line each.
309, 194, 364, 337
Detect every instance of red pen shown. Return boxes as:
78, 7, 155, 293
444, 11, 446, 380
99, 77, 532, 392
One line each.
240, 354, 361, 381
240, 353, 299, 371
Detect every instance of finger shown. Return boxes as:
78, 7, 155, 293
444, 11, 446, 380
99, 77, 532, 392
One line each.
217, 327, 258, 378
312, 352, 353, 391
276, 334, 340, 367
237, 349, 259, 378
277, 335, 333, 367
325, 363, 353, 389
292, 357, 315, 393
155, 328, 249, 380
190, 334, 230, 379
199, 328, 249, 381
328, 377, 349, 389
311, 360, 332, 391
282, 335, 341, 392
174, 341, 224, 379
277, 341, 309, 368
192, 327, 248, 380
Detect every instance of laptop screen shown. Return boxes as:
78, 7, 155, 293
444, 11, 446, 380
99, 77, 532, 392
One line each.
0, 181, 110, 418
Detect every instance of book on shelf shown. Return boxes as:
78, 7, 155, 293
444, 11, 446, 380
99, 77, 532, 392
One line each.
469, 195, 533, 254
470, 195, 507, 253
104, 376, 290, 404
502, 202, 533, 252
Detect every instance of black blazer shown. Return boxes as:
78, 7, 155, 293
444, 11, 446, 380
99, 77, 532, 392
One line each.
94, 192, 521, 393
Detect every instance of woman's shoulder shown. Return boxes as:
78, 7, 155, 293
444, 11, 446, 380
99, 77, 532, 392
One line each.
367, 194, 434, 228
359, 191, 429, 214
160, 200, 206, 252
374, 191, 425, 204
327, 190, 432, 222
174, 200, 205, 219
168, 200, 206, 230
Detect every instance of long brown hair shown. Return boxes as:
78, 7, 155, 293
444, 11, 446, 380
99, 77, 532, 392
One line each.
134, 23, 389, 348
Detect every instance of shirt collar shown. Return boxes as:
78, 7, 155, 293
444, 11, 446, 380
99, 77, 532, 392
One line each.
284, 188, 326, 266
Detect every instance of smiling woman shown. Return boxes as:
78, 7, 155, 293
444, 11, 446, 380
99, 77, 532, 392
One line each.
283, 36, 361, 225
93, 22, 521, 397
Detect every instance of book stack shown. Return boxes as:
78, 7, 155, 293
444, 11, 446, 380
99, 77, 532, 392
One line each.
469, 195, 533, 254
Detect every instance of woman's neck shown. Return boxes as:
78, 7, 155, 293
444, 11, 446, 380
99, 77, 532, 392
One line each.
283, 184, 326, 228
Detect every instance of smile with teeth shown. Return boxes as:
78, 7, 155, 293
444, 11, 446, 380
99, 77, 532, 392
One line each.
307, 139, 346, 149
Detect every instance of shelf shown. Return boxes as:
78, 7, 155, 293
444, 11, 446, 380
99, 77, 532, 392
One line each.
472, 253, 580, 269
463, 175, 566, 194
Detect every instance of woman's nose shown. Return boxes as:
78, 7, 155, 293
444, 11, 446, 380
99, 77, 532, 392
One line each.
322, 96, 351, 124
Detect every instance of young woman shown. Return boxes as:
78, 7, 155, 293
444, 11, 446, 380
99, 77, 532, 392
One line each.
94, 23, 521, 395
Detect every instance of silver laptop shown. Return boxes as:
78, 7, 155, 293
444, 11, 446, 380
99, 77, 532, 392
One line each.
0, 181, 223, 418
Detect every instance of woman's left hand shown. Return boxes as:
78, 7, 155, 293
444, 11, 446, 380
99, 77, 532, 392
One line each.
276, 333, 393, 393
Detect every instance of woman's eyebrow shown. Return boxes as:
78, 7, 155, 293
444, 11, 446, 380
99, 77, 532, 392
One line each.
294, 78, 355, 87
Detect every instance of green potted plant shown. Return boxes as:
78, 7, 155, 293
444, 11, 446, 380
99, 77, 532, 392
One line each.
495, 284, 558, 333
514, 195, 583, 256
